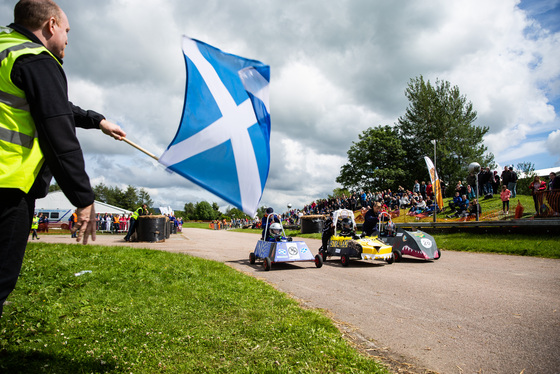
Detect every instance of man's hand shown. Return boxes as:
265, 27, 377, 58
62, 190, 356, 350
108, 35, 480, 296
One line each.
100, 119, 126, 140
72, 204, 97, 244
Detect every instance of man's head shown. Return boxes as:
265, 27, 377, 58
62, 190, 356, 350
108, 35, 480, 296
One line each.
14, 0, 69, 59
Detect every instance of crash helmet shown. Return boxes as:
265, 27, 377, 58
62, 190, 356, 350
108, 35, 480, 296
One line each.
269, 222, 282, 236
341, 218, 352, 232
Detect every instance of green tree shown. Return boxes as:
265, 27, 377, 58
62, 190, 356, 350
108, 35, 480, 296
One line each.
328, 188, 351, 199
194, 201, 218, 220
224, 207, 250, 220
516, 161, 536, 196
184, 202, 195, 220
336, 125, 406, 191
138, 188, 153, 208
49, 181, 61, 192
107, 186, 126, 208
122, 185, 138, 211
92, 183, 109, 203
256, 206, 267, 219
397, 76, 494, 192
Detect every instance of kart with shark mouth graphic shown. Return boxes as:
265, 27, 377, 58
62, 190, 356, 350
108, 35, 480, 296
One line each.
249, 213, 323, 271
376, 211, 441, 262
319, 209, 394, 266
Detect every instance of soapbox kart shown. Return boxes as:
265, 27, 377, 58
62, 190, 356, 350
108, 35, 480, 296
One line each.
250, 213, 323, 271
376, 212, 441, 262
319, 209, 394, 266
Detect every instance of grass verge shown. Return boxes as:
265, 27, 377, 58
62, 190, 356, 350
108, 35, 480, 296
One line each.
1, 242, 388, 374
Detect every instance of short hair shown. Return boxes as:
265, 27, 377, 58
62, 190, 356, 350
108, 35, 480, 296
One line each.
14, 0, 62, 31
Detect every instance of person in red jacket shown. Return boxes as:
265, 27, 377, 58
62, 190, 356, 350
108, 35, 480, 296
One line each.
529, 176, 547, 216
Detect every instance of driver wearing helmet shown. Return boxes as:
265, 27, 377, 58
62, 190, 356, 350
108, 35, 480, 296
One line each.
267, 222, 286, 242
339, 217, 354, 237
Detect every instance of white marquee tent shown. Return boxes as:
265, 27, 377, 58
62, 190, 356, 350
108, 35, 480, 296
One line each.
35, 191, 132, 219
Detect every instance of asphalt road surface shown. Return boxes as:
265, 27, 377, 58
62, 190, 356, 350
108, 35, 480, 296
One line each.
39, 229, 560, 374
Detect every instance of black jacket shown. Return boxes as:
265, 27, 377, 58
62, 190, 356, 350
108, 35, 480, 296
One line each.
9, 23, 104, 208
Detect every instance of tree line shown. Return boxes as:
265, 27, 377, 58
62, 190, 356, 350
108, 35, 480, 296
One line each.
49, 182, 153, 212
337, 75, 495, 195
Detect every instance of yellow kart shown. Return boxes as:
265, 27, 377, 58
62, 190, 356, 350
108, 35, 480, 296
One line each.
319, 209, 394, 266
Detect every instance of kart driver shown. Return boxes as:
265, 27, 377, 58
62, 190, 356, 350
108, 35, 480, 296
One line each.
267, 222, 289, 242
338, 217, 354, 237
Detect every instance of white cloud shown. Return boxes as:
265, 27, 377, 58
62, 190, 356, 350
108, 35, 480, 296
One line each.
546, 130, 560, 165
2, 0, 559, 212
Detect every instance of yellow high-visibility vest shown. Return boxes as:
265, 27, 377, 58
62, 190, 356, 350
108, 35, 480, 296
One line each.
31, 216, 39, 229
0, 27, 60, 192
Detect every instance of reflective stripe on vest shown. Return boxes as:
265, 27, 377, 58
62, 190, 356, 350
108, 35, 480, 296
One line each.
0, 27, 60, 193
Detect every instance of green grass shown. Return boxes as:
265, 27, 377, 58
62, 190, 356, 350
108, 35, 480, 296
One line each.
433, 232, 560, 258
1, 243, 388, 374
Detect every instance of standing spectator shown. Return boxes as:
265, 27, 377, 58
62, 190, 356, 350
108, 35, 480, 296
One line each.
501, 166, 511, 187
426, 182, 433, 200
413, 180, 420, 195
38, 212, 48, 233
482, 167, 493, 195
420, 181, 427, 199
529, 176, 546, 215
70, 210, 77, 238
500, 185, 512, 215
508, 166, 518, 198
493, 171, 501, 194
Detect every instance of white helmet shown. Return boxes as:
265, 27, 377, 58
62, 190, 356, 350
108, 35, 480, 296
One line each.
269, 222, 282, 236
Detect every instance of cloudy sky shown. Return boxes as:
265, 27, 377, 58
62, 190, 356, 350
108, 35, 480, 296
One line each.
2, 0, 559, 214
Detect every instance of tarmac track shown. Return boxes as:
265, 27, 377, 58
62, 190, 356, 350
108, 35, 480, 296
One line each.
39, 229, 560, 374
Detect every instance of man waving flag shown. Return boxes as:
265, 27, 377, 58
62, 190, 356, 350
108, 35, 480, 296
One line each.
159, 37, 271, 217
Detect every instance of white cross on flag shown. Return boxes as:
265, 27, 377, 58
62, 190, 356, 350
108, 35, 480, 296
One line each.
159, 37, 271, 216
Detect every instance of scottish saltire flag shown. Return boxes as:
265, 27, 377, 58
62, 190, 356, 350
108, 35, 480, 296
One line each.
159, 36, 271, 216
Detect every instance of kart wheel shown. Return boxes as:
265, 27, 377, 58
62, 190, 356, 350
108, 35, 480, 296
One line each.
434, 248, 441, 260
341, 254, 349, 267
393, 249, 402, 262
314, 254, 323, 268
249, 252, 256, 264
386, 254, 394, 264
263, 257, 272, 271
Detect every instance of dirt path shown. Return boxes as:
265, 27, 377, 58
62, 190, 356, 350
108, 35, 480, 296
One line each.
38, 230, 560, 374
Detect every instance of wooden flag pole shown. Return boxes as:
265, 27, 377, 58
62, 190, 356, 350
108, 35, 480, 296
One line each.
121, 137, 159, 161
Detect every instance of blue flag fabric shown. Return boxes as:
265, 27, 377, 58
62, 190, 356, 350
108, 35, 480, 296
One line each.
159, 36, 270, 216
